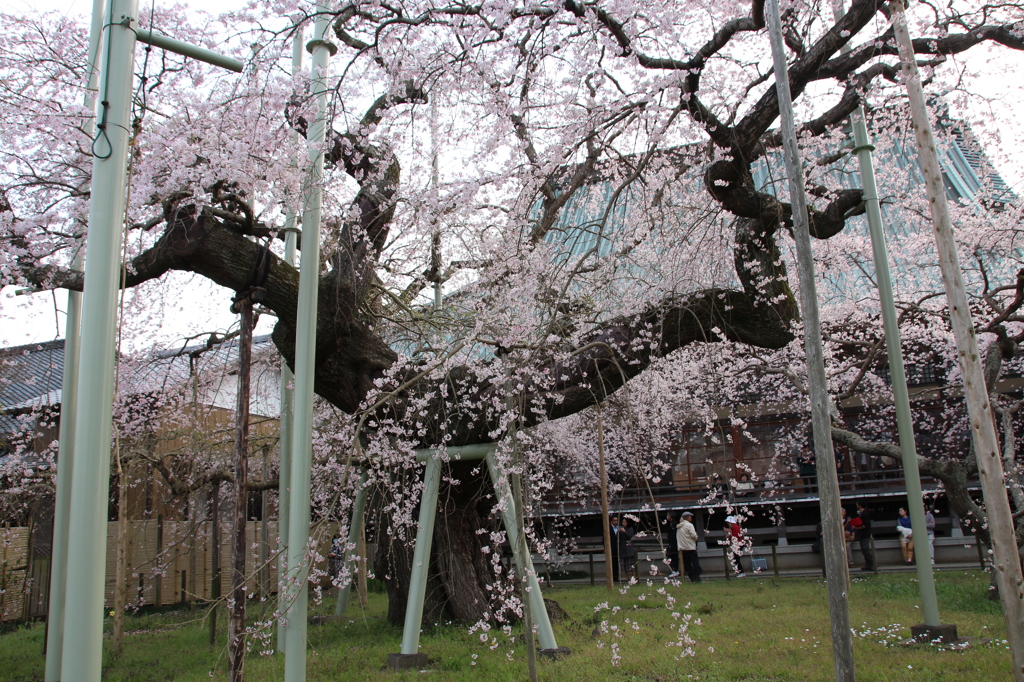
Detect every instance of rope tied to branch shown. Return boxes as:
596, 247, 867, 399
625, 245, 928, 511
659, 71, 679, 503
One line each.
230, 240, 272, 313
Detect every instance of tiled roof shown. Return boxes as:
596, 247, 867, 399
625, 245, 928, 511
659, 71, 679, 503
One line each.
0, 340, 65, 433
0, 334, 278, 434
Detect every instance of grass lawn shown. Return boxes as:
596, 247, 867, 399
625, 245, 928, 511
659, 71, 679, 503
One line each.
1, 570, 1011, 681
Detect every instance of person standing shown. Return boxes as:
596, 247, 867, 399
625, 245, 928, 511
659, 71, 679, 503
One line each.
897, 507, 915, 565
855, 501, 873, 571
609, 515, 621, 582
925, 508, 937, 565
665, 512, 680, 577
677, 512, 701, 583
726, 515, 746, 578
841, 507, 855, 567
618, 518, 636, 581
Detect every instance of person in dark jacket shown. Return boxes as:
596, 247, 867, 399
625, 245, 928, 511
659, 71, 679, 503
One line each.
609, 515, 621, 582
665, 512, 680, 577
855, 501, 873, 571
618, 518, 637, 581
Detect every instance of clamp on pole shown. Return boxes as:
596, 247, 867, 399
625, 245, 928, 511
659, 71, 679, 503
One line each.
306, 39, 338, 56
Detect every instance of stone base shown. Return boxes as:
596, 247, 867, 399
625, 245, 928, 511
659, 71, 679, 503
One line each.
387, 653, 429, 670
538, 647, 572, 659
910, 623, 959, 644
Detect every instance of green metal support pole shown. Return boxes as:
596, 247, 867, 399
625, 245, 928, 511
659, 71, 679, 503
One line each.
283, 8, 333, 681
766, 2, 854, 679
829, 0, 941, 630
44, 2, 104, 679
400, 456, 442, 655
135, 29, 243, 72
484, 450, 558, 651
59, 2, 138, 680
275, 29, 303, 657
852, 101, 941, 623
335, 471, 369, 617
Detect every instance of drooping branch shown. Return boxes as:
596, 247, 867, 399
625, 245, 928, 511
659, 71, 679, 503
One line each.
400, 216, 798, 446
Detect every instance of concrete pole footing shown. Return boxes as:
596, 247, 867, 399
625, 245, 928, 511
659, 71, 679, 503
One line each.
910, 623, 958, 644
387, 653, 429, 670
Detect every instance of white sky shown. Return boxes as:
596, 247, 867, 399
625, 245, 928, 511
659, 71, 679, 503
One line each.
2, 1, 1022, 351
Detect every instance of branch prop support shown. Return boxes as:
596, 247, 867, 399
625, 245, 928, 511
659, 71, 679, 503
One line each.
230, 242, 272, 312
276, 29, 304, 657
133, 25, 244, 72
828, 0, 944, 633
55, 2, 243, 679
283, 6, 332, 681
890, 1, 1024, 677
766, 2, 855, 680
388, 444, 565, 670
335, 470, 369, 617
44, 1, 103, 679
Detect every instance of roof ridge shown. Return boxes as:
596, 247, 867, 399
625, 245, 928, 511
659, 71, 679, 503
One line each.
0, 338, 65, 358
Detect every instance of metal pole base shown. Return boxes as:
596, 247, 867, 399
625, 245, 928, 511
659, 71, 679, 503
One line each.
387, 653, 429, 670
910, 623, 959, 644
538, 647, 572, 659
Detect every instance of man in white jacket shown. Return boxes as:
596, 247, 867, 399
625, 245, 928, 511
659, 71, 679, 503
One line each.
676, 512, 702, 583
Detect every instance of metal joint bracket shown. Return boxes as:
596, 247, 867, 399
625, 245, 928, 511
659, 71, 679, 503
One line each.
852, 143, 876, 154
306, 39, 338, 56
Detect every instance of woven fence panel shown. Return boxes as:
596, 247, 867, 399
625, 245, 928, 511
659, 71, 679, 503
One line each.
0, 527, 29, 622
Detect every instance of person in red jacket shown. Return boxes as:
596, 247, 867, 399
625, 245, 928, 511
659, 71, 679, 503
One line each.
726, 515, 745, 578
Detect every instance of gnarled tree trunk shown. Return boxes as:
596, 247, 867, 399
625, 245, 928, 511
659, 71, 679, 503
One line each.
372, 461, 506, 627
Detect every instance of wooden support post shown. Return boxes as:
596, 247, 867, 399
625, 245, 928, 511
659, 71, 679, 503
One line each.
210, 483, 220, 647
155, 515, 164, 607
772, 544, 779, 579
589, 552, 594, 586
766, 3, 855, 678
228, 296, 254, 682
260, 448, 270, 601
597, 405, 614, 591
511, 465, 539, 682
356, 522, 368, 609
112, 470, 129, 650
890, 2, 1020, 665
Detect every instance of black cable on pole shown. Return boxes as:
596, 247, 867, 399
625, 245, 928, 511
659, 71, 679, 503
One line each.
91, 0, 119, 159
